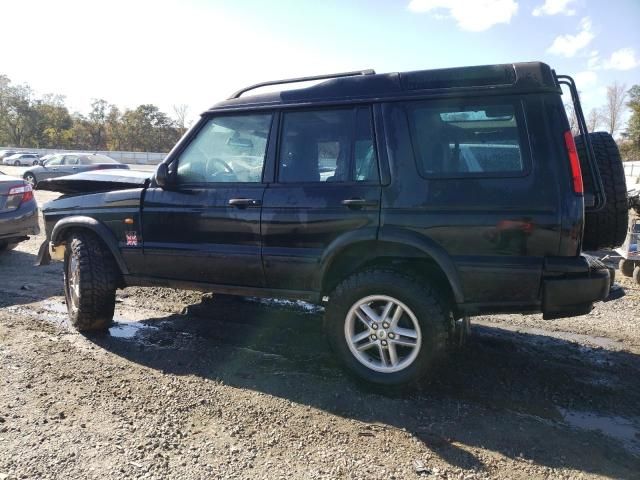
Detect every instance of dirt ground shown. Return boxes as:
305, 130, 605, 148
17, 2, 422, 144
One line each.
1, 165, 639, 479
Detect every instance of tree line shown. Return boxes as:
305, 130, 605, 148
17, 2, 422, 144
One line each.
0, 74, 190, 152
565, 81, 639, 161
1, 72, 639, 159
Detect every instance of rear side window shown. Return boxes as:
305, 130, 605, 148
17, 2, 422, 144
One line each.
277, 106, 378, 183
406, 100, 527, 177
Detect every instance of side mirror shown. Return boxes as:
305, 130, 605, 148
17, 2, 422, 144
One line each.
155, 163, 170, 188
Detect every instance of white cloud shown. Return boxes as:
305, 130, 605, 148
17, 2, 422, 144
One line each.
407, 0, 518, 32
532, 0, 577, 16
587, 50, 601, 70
547, 17, 594, 57
573, 71, 597, 89
602, 48, 640, 70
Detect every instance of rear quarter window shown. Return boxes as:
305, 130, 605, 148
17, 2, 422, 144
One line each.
405, 99, 530, 178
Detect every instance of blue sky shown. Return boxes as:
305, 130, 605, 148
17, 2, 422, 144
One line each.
1, 0, 638, 122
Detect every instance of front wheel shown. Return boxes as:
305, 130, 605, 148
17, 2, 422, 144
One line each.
24, 173, 36, 187
324, 269, 449, 386
64, 231, 118, 331
13, 160, 20, 166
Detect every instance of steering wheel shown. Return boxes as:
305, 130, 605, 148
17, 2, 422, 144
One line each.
205, 157, 237, 181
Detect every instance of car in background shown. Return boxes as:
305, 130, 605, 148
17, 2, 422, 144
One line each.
0, 169, 39, 253
0, 150, 19, 161
3, 152, 41, 166
34, 153, 57, 166
22, 153, 129, 187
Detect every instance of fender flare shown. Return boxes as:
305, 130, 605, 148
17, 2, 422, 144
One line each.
318, 226, 465, 304
377, 226, 464, 303
51, 216, 129, 274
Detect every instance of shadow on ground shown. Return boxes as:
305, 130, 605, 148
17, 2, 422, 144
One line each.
84, 295, 640, 478
0, 249, 62, 307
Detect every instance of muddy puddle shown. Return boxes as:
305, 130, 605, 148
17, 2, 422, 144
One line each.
560, 408, 640, 455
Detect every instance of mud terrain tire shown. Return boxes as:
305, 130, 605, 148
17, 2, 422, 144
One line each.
64, 231, 118, 331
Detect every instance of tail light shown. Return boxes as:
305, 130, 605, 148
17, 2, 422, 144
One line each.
564, 130, 584, 195
4, 183, 34, 209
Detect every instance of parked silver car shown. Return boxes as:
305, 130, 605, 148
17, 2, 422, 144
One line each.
0, 150, 19, 160
22, 153, 129, 187
2, 153, 41, 166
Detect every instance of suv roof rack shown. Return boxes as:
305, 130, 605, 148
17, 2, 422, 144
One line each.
228, 69, 376, 100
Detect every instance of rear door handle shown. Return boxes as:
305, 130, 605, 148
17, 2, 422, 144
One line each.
341, 198, 379, 208
228, 198, 262, 207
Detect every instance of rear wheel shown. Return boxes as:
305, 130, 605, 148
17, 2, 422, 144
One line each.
576, 132, 628, 250
32, 160, 39, 166
633, 266, 640, 286
619, 259, 635, 277
324, 269, 449, 386
64, 231, 118, 332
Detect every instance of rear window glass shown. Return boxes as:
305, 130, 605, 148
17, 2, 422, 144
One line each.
85, 154, 118, 164
406, 101, 526, 177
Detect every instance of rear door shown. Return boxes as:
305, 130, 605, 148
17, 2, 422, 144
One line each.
261, 106, 381, 292
381, 96, 561, 306
141, 113, 274, 286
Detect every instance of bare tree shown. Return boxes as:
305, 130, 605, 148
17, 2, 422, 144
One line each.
586, 108, 602, 132
602, 81, 628, 135
565, 102, 579, 136
172, 104, 190, 135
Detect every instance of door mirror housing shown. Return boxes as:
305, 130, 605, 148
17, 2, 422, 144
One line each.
155, 163, 170, 188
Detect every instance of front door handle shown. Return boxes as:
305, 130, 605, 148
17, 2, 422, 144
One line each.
341, 198, 379, 208
228, 198, 262, 208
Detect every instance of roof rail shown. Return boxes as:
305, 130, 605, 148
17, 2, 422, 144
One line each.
228, 69, 376, 100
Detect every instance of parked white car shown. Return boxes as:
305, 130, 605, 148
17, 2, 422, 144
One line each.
2, 153, 41, 166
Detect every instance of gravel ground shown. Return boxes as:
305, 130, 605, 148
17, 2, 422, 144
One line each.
1, 165, 639, 479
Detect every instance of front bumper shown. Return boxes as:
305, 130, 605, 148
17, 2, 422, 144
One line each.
542, 254, 611, 319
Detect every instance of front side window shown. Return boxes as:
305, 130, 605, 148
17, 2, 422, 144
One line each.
177, 114, 272, 184
45, 155, 63, 166
406, 101, 526, 177
278, 106, 378, 183
64, 155, 80, 165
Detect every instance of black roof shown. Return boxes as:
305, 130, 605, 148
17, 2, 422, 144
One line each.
209, 62, 560, 112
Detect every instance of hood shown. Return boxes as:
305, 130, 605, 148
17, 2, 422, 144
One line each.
37, 169, 152, 194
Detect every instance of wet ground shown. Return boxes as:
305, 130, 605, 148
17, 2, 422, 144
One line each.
0, 172, 639, 479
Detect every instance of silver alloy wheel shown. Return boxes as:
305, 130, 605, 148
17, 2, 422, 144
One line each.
67, 254, 80, 309
344, 295, 422, 373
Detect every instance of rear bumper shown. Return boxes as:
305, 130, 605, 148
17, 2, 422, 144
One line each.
542, 254, 610, 319
0, 202, 39, 242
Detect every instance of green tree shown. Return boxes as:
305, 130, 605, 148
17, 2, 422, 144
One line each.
622, 85, 640, 160
34, 94, 73, 148
120, 104, 180, 152
1, 83, 39, 147
87, 99, 110, 149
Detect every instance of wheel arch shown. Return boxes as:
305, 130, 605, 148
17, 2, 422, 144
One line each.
51, 216, 129, 275
319, 227, 464, 305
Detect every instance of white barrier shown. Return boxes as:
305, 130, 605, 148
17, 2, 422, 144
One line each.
0, 147, 167, 165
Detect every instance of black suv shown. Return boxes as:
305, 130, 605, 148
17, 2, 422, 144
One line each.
37, 62, 628, 385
